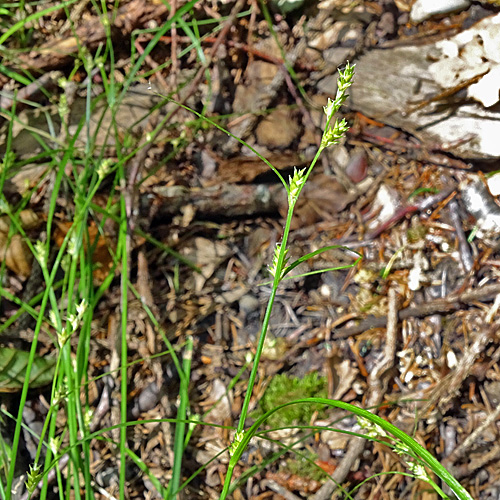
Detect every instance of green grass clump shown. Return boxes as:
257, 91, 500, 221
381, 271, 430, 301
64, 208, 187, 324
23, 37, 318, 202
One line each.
255, 373, 327, 427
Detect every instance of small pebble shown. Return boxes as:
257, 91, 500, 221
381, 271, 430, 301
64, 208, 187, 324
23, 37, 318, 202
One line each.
239, 293, 260, 316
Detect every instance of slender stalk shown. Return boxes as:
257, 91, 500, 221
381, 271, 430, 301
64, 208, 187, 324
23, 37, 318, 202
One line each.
168, 336, 193, 499
118, 166, 129, 500
220, 63, 356, 498
236, 285, 278, 434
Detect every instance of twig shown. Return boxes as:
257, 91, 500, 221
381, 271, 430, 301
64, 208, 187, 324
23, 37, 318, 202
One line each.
262, 479, 302, 500
447, 192, 473, 272
404, 71, 488, 115
0, 71, 62, 112
352, 129, 473, 170
133, 40, 169, 90
368, 286, 398, 391
311, 286, 398, 500
334, 283, 500, 338
452, 446, 500, 480
420, 322, 498, 417
246, 0, 259, 67
366, 186, 455, 240
444, 404, 500, 466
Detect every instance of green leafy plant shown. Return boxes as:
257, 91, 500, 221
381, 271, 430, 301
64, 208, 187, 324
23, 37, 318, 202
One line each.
0, 2, 203, 499
286, 453, 326, 482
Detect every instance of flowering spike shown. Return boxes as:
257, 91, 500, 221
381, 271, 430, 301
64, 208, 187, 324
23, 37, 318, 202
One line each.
407, 460, 431, 481
322, 62, 355, 150
229, 431, 245, 457
268, 243, 289, 279
26, 463, 42, 494
321, 118, 350, 149
288, 167, 306, 204
357, 416, 388, 439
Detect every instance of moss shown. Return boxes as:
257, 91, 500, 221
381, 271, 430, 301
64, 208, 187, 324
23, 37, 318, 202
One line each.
286, 454, 326, 482
253, 372, 328, 427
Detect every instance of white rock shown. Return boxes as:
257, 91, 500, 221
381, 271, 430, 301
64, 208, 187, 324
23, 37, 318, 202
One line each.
487, 173, 500, 196
410, 0, 470, 23
349, 13, 500, 159
468, 65, 500, 107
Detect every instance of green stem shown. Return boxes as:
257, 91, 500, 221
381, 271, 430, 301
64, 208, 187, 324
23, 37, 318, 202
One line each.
168, 336, 193, 499
235, 145, 325, 435
119, 174, 129, 500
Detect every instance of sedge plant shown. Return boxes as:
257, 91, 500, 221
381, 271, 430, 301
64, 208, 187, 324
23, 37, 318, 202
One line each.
0, 2, 234, 499
214, 63, 473, 500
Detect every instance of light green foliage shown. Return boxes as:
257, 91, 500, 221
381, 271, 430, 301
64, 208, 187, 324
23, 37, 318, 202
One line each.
255, 373, 327, 427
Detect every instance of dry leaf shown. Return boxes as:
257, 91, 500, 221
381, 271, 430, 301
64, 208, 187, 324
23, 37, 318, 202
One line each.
0, 209, 40, 277
216, 152, 305, 184
278, 173, 357, 229
182, 237, 232, 291
0, 234, 32, 277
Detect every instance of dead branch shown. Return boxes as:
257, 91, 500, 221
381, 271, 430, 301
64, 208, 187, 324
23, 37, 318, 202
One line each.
334, 283, 500, 338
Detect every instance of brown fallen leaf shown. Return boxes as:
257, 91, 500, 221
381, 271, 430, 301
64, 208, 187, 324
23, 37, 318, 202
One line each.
0, 234, 32, 277
214, 152, 307, 184
0, 209, 40, 277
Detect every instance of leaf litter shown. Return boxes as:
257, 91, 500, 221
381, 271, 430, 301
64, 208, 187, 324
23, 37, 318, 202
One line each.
1, 0, 500, 498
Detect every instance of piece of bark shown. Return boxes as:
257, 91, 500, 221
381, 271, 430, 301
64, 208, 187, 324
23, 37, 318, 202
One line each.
214, 152, 306, 184
334, 283, 500, 338
149, 183, 282, 219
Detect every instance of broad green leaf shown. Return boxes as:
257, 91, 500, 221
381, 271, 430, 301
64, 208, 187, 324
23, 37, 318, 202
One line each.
0, 347, 55, 392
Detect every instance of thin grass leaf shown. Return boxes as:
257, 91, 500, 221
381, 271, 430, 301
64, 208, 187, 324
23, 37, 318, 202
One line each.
161, 97, 289, 190
281, 245, 362, 278
0, 0, 80, 45
222, 398, 473, 500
